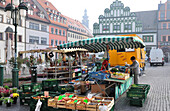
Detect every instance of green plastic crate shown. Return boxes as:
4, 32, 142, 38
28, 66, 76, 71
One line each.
131, 84, 150, 91
20, 98, 31, 105
58, 84, 74, 94
30, 92, 60, 111
19, 92, 35, 99
130, 98, 145, 107
42, 79, 58, 91
21, 83, 41, 93
127, 90, 147, 99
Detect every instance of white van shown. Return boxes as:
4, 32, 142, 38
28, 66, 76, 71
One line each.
149, 47, 164, 66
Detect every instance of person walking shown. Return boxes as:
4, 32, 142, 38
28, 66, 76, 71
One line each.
128, 56, 140, 84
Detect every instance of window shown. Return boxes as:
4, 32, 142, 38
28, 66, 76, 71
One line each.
160, 12, 165, 19
51, 39, 54, 46
63, 30, 65, 36
18, 35, 22, 42
168, 23, 170, 29
51, 28, 54, 34
124, 24, 131, 30
143, 35, 154, 42
41, 37, 47, 45
162, 36, 166, 42
55, 40, 58, 46
103, 25, 109, 31
59, 30, 62, 35
7, 17, 10, 24
9, 33, 13, 40
59, 40, 62, 44
0, 15, 3, 23
29, 22, 39, 30
0, 33, 3, 40
163, 23, 167, 29
68, 33, 70, 37
168, 36, 170, 41
18, 20, 22, 26
55, 29, 58, 35
113, 25, 120, 30
29, 36, 39, 44
41, 25, 47, 32
63, 41, 65, 44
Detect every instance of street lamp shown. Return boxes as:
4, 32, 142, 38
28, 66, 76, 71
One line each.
4, 0, 28, 88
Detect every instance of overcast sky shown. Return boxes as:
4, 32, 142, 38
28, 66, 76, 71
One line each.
48, 0, 167, 30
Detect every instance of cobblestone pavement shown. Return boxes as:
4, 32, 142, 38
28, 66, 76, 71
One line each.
1, 63, 170, 111
115, 63, 170, 111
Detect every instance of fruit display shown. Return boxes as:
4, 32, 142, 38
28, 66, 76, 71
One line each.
48, 93, 114, 110
111, 72, 130, 80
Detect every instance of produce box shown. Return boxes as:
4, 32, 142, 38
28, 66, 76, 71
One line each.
88, 72, 111, 80
48, 99, 57, 108
21, 83, 41, 93
76, 101, 87, 110
42, 79, 58, 91
111, 73, 129, 80
66, 100, 77, 110
130, 98, 145, 107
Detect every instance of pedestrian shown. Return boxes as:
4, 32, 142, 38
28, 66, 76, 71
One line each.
128, 56, 140, 84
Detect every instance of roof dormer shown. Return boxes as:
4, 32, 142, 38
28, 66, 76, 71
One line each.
45, 2, 49, 6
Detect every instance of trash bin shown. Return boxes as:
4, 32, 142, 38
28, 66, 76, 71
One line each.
30, 65, 37, 83
0, 65, 4, 86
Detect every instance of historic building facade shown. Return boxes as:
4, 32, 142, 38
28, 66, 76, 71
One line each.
93, 0, 157, 53
66, 16, 92, 42
37, 0, 68, 47
0, 0, 26, 63
158, 0, 170, 49
24, 0, 50, 54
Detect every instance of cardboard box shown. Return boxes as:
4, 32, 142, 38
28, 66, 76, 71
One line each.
91, 84, 110, 97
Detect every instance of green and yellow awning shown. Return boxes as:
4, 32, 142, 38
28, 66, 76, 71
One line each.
58, 35, 145, 52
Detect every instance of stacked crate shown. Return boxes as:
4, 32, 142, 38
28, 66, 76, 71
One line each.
30, 92, 60, 111
42, 79, 58, 92
19, 83, 41, 105
126, 84, 150, 107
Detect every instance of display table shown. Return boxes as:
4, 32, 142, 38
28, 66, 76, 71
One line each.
93, 77, 133, 100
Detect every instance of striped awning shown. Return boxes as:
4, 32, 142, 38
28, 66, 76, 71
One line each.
58, 35, 145, 52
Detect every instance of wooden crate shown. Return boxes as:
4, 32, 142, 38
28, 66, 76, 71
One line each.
76, 101, 86, 110
66, 100, 77, 110
111, 73, 129, 80
48, 99, 57, 108
86, 101, 99, 111
57, 101, 67, 109
92, 97, 104, 102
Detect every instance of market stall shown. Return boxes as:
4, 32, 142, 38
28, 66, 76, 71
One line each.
57, 35, 145, 100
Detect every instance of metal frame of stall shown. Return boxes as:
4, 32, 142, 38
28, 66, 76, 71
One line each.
19, 48, 88, 82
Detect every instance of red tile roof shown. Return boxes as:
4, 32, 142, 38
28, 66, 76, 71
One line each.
37, 0, 68, 28
23, 0, 49, 23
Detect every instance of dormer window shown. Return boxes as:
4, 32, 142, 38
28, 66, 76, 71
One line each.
45, 2, 49, 6
27, 2, 30, 7
33, 5, 36, 9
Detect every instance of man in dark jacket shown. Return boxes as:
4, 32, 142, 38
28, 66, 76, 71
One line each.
128, 56, 140, 84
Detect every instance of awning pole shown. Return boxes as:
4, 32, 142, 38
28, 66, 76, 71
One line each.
107, 45, 109, 70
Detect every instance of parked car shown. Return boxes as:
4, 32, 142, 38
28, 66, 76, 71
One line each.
149, 47, 164, 66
